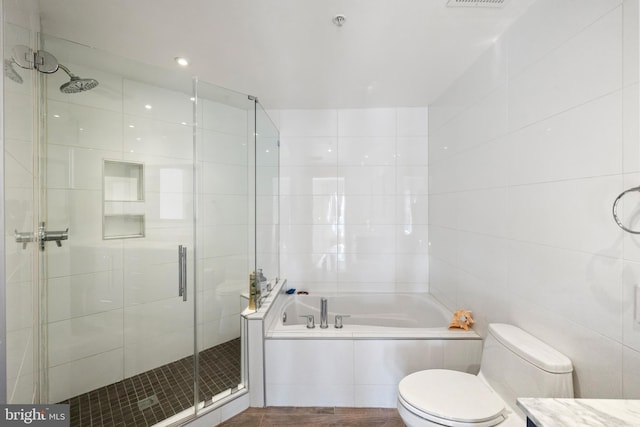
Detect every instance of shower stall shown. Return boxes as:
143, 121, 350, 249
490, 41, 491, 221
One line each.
4, 25, 279, 426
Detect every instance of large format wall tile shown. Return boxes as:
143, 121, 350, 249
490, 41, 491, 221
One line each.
278, 107, 429, 293
428, 1, 637, 398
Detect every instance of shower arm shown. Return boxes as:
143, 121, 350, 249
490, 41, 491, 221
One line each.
57, 63, 77, 78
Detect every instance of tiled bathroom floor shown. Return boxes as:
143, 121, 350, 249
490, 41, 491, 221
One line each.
219, 407, 406, 426
60, 338, 241, 427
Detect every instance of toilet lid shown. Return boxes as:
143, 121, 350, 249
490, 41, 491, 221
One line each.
398, 369, 505, 426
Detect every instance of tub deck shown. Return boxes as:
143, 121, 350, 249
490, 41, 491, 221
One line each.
267, 325, 480, 339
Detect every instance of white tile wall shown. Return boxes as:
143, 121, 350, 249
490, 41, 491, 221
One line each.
278, 107, 428, 293
507, 93, 623, 186
508, 7, 623, 131
49, 348, 124, 403
48, 309, 124, 367
428, 0, 640, 398
47, 101, 124, 151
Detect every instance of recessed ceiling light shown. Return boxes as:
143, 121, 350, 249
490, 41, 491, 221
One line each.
175, 57, 189, 67
144, 104, 152, 110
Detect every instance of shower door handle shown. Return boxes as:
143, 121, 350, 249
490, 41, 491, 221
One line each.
178, 245, 187, 302
182, 246, 187, 302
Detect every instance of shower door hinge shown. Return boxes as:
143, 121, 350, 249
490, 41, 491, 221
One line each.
12, 45, 59, 73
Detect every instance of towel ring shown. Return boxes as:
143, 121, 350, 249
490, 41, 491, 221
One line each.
612, 186, 640, 234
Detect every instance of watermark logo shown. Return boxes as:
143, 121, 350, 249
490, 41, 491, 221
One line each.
1, 405, 69, 426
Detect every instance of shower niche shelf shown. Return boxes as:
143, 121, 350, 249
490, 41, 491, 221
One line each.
103, 160, 145, 239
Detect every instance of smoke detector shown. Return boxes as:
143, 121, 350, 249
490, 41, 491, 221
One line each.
446, 0, 508, 7
332, 15, 346, 26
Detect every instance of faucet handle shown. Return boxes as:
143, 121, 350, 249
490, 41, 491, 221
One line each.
334, 314, 350, 329
299, 315, 315, 329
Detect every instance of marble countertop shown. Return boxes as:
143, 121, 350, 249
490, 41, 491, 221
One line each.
517, 398, 640, 427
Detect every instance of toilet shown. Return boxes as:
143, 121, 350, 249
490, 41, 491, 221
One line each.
397, 323, 574, 427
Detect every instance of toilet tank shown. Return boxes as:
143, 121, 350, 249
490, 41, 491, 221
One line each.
478, 324, 574, 407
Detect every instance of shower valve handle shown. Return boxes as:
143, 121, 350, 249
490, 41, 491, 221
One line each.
14, 229, 35, 249
37, 222, 69, 251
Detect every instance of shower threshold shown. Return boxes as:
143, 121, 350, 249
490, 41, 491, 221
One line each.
59, 338, 241, 427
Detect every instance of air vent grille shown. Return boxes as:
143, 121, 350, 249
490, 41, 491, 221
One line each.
446, 0, 508, 7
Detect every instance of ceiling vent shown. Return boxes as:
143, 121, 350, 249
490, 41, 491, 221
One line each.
446, 0, 508, 7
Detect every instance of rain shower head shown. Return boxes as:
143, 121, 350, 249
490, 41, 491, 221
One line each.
10, 46, 99, 93
60, 75, 99, 93
58, 63, 99, 94
4, 59, 23, 84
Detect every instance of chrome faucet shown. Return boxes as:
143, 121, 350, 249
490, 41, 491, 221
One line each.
320, 297, 328, 329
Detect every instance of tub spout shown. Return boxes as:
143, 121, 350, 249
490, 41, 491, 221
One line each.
320, 298, 328, 329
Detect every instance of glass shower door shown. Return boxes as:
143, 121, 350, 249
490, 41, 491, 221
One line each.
3, 21, 41, 405
39, 34, 198, 424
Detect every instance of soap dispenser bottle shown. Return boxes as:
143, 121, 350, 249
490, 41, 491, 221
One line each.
248, 271, 257, 310
257, 269, 267, 294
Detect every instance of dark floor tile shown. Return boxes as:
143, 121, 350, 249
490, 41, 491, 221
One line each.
59, 338, 241, 427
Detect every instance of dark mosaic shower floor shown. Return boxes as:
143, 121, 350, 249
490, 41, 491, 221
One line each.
59, 338, 241, 427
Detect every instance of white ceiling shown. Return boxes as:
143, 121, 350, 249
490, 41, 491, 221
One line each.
36, 0, 537, 109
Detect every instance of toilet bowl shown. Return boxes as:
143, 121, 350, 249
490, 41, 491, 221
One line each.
397, 324, 574, 427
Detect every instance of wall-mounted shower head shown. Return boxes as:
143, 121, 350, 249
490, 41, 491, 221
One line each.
4, 59, 23, 84
10, 45, 99, 94
57, 64, 99, 94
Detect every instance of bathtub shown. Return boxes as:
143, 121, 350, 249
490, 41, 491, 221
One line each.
264, 291, 483, 407
268, 293, 479, 338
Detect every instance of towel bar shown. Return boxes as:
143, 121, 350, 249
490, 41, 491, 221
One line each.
612, 186, 640, 234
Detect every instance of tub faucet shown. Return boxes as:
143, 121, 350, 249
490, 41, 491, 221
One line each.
320, 297, 328, 329
299, 314, 315, 329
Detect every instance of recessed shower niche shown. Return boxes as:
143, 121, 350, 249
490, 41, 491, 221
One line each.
102, 159, 145, 239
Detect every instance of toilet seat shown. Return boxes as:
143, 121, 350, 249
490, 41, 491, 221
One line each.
398, 369, 506, 427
